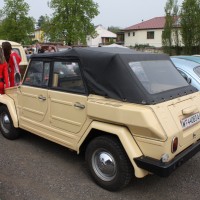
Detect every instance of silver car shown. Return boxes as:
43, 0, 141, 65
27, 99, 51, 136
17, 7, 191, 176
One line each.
171, 56, 200, 90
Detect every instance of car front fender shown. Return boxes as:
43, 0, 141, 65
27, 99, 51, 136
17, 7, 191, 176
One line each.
78, 121, 148, 178
0, 95, 19, 128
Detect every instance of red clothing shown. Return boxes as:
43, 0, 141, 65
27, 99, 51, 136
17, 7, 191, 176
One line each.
8, 51, 21, 87
0, 62, 10, 94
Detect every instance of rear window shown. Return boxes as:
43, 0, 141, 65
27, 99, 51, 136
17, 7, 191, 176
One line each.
12, 48, 21, 57
129, 60, 188, 94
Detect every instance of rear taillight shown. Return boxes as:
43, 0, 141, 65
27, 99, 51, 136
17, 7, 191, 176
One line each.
171, 137, 178, 153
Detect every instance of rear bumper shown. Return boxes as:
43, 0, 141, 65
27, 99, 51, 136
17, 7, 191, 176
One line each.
134, 140, 200, 177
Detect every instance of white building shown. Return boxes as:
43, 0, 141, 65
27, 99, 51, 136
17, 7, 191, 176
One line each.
123, 17, 181, 48
87, 25, 117, 47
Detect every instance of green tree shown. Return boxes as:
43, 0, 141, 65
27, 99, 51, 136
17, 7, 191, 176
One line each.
0, 0, 35, 44
180, 0, 200, 54
45, 0, 99, 45
37, 15, 46, 28
162, 0, 180, 55
40, 15, 54, 42
108, 26, 121, 34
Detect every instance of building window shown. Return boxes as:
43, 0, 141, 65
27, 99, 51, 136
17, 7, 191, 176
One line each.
128, 32, 130, 37
147, 31, 154, 39
133, 32, 135, 36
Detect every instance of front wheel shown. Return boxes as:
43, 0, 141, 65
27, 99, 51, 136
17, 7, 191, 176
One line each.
0, 106, 20, 140
85, 136, 133, 191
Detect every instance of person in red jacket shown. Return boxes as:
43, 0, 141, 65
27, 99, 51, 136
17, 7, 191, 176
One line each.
2, 42, 21, 87
0, 47, 10, 94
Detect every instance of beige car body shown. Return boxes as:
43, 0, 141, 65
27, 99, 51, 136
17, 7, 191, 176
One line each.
1, 47, 200, 191
3, 85, 200, 179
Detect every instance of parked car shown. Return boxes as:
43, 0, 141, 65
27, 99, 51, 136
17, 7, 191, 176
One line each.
172, 55, 200, 63
1, 48, 200, 191
171, 57, 200, 90
0, 40, 28, 78
57, 45, 71, 51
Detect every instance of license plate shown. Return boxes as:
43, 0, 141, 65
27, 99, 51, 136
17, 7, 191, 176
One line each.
181, 113, 200, 129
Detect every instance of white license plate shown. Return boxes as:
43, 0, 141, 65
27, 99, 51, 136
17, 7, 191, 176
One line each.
181, 113, 200, 129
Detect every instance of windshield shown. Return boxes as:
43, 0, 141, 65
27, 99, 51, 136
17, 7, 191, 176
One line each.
129, 60, 188, 94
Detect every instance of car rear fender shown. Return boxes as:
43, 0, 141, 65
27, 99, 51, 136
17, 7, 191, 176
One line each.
78, 121, 148, 178
0, 95, 18, 128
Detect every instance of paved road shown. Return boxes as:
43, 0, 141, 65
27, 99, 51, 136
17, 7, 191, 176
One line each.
0, 132, 200, 200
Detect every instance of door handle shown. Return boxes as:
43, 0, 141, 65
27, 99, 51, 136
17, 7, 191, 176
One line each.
74, 102, 85, 109
38, 95, 46, 101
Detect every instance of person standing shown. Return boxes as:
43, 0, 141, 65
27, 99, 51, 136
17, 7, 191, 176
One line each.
0, 47, 10, 94
2, 42, 21, 87
45, 46, 55, 53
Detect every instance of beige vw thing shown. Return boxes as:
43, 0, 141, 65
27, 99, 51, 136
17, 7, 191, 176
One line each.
1, 47, 200, 191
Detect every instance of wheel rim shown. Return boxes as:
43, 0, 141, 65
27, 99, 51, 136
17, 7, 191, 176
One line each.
0, 112, 11, 134
92, 149, 117, 181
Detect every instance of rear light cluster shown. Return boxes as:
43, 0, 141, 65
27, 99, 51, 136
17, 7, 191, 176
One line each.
171, 137, 178, 153
161, 137, 179, 163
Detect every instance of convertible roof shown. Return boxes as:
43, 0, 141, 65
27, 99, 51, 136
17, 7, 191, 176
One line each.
31, 47, 196, 104
32, 46, 166, 59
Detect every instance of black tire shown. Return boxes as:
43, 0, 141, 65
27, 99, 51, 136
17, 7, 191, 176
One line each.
0, 106, 20, 140
85, 135, 133, 191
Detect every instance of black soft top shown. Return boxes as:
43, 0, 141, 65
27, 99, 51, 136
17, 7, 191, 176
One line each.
31, 47, 197, 105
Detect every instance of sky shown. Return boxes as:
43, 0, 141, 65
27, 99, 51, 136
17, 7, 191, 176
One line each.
0, 0, 184, 29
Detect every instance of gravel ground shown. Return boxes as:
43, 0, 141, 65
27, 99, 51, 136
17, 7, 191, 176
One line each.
0, 132, 200, 200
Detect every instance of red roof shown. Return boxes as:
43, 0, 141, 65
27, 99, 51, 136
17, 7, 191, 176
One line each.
124, 17, 166, 30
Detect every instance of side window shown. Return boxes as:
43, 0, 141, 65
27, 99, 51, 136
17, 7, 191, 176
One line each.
24, 61, 50, 87
43, 63, 50, 86
52, 61, 85, 93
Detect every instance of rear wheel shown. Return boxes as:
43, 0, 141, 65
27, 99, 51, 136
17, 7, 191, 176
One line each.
85, 135, 133, 191
0, 106, 20, 140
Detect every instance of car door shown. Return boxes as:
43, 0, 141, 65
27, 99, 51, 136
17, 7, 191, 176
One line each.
18, 60, 50, 123
48, 60, 87, 133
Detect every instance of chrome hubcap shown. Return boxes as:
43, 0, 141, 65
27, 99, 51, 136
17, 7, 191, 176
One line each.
92, 149, 116, 181
1, 113, 11, 133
